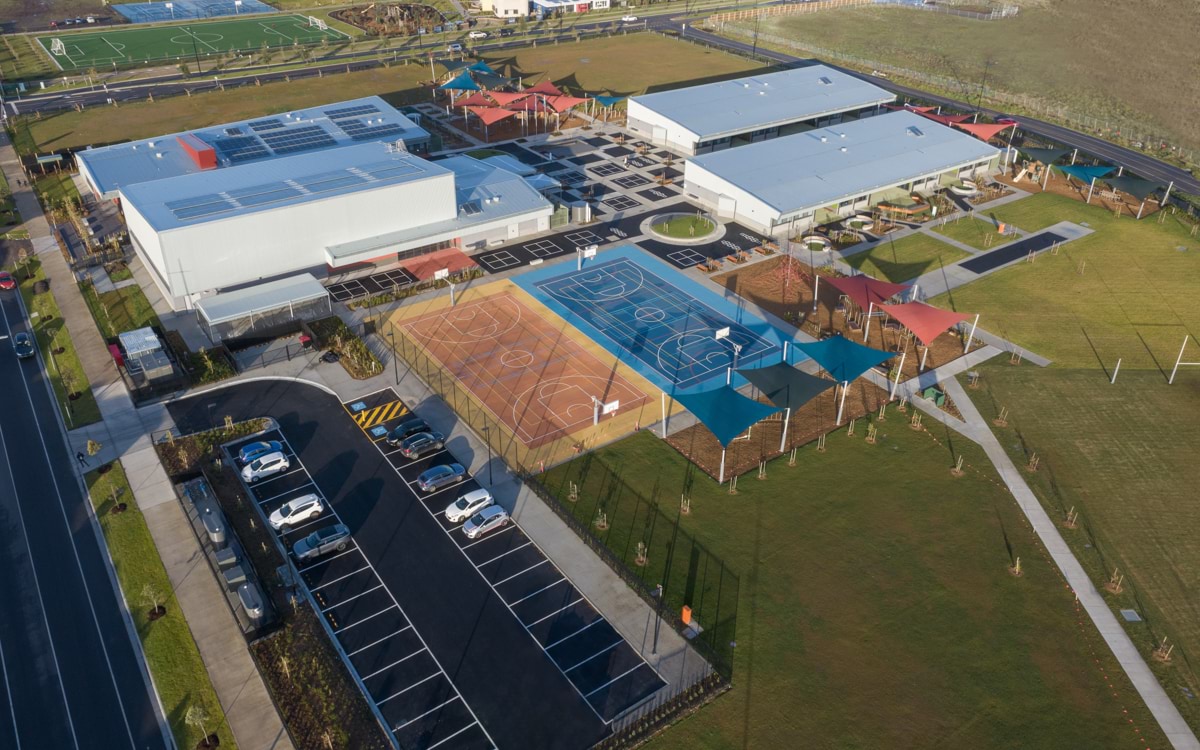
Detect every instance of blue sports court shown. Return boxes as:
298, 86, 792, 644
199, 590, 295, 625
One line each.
518, 248, 806, 393
113, 0, 276, 24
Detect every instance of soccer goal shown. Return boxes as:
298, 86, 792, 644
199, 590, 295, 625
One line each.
307, 15, 328, 31
50, 38, 67, 56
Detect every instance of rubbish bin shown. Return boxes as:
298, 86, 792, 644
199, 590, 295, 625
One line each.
215, 548, 239, 570
223, 565, 247, 591
238, 582, 266, 624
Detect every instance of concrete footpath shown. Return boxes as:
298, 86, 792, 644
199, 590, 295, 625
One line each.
0, 130, 292, 750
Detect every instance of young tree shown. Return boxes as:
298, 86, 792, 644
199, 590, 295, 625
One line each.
140, 583, 165, 617
184, 704, 211, 747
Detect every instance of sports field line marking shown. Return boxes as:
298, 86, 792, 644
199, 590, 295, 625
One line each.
181, 26, 221, 53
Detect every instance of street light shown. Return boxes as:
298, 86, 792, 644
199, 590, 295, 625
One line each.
481, 425, 493, 485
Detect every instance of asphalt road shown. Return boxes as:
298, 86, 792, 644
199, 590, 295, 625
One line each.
0, 289, 168, 750
168, 379, 611, 749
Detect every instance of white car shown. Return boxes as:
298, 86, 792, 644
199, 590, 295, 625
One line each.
467, 30, 488, 40
268, 494, 324, 530
241, 452, 290, 483
445, 489, 494, 523
620, 15, 638, 23
446, 42, 463, 53
463, 505, 509, 539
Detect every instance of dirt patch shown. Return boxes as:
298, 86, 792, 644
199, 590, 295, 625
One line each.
330, 3, 447, 36
1, 2, 119, 33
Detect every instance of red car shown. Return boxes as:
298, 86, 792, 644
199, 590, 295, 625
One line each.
0, 271, 15, 291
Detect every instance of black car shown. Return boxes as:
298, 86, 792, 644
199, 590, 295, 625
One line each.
398, 431, 445, 459
386, 417, 431, 446
498, 28, 515, 36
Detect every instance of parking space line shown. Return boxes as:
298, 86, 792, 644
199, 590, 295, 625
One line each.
545, 619, 603, 650
376, 672, 441, 706
333, 604, 398, 633
460, 525, 515, 549
310, 566, 372, 592
527, 598, 584, 627
360, 648, 427, 681
584, 663, 646, 698
320, 584, 384, 612
406, 480, 465, 500
507, 578, 566, 607
346, 626, 412, 657
297, 545, 360, 571
426, 721, 481, 750
395, 697, 460, 730
281, 515, 329, 534
248, 466, 307, 487
493, 559, 549, 587
563, 641, 622, 673
256, 482, 315, 505
477, 541, 532, 567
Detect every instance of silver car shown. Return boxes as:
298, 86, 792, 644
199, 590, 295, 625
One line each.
293, 523, 350, 560
445, 489, 494, 523
268, 493, 324, 530
241, 452, 290, 483
463, 505, 509, 539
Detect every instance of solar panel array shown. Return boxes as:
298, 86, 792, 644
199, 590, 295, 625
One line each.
213, 136, 270, 164
332, 118, 408, 142
325, 104, 381, 119
258, 125, 338, 156
248, 118, 285, 132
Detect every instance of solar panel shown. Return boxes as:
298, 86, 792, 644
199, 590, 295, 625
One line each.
325, 104, 380, 119
294, 170, 368, 193
165, 193, 226, 211
225, 127, 244, 136
248, 118, 285, 132
213, 135, 269, 164
236, 187, 304, 207
359, 160, 423, 180
258, 125, 337, 156
459, 201, 482, 216
172, 198, 236, 221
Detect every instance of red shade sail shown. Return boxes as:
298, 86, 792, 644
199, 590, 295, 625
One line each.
506, 97, 552, 112
824, 275, 911, 310
882, 302, 972, 346
455, 92, 494, 108
952, 121, 1014, 142
469, 106, 518, 125
486, 91, 530, 106
524, 80, 562, 96
885, 103, 937, 113
546, 95, 590, 112
918, 111, 972, 125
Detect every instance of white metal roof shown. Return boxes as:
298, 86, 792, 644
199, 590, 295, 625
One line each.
118, 327, 161, 356
686, 111, 1000, 215
196, 274, 328, 325
630, 65, 893, 142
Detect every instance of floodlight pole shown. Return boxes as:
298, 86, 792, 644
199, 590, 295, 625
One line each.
1004, 126, 1016, 169
835, 381, 849, 425
449, 280, 456, 306
387, 330, 398, 384
577, 246, 583, 270
1042, 160, 1051, 190
782, 341, 788, 364
810, 246, 819, 313
862, 301, 874, 342
889, 349, 907, 400
963, 313, 980, 353
593, 396, 600, 426
778, 407, 791, 453
660, 392, 668, 438
1137, 199, 1146, 220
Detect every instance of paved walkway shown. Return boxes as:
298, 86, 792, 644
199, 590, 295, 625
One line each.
0, 130, 292, 750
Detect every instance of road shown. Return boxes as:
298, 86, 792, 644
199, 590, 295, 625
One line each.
0, 288, 168, 750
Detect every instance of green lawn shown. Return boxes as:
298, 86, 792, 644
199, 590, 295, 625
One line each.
86, 462, 236, 750
931, 215, 1003, 250
963, 364, 1200, 730
652, 214, 714, 238
541, 430, 1166, 749
32, 171, 81, 212
80, 280, 161, 341
17, 258, 102, 427
931, 193, 1200, 370
843, 231, 969, 282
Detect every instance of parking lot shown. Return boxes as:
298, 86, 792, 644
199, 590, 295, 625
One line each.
186, 379, 666, 749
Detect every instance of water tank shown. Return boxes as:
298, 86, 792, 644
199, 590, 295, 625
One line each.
196, 500, 226, 548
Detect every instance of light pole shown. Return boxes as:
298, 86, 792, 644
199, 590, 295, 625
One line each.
481, 426, 493, 484
387, 330, 399, 384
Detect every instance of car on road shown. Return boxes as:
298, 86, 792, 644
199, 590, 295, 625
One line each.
996, 116, 1019, 125
445, 488, 494, 523
293, 523, 350, 560
467, 30, 488, 40
497, 28, 514, 36
463, 505, 509, 539
0, 271, 14, 290
13, 332, 35, 359
416, 463, 466, 492
238, 440, 283, 465
399, 431, 445, 459
268, 493, 324, 530
386, 417, 431, 446
620, 15, 639, 22
447, 42, 463, 53
241, 452, 290, 483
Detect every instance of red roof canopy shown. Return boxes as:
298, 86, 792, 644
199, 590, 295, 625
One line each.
402, 247, 477, 281
506, 97, 552, 112
882, 302, 972, 346
885, 103, 937, 113
469, 106, 518, 126
524, 80, 562, 96
952, 121, 1014, 142
547, 95, 590, 112
918, 111, 972, 125
825, 275, 911, 310
486, 91, 529, 106
455, 92, 493, 108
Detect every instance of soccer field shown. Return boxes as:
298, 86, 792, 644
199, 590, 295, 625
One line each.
38, 15, 347, 71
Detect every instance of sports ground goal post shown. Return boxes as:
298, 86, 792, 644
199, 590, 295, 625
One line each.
50, 38, 67, 56
307, 15, 328, 31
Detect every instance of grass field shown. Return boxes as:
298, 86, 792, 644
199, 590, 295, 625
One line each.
734, 1, 1199, 156
931, 193, 1200, 370
541, 430, 1167, 748
653, 214, 714, 238
38, 14, 348, 70
932, 214, 1002, 250
86, 462, 236, 750
963, 364, 1200, 730
843, 231, 969, 282
80, 280, 161, 341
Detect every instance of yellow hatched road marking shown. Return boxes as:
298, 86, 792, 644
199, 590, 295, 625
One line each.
353, 400, 408, 430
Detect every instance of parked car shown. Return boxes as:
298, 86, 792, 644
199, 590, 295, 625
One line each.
241, 452, 290, 483
445, 488, 494, 523
620, 15, 639, 22
268, 493, 324, 530
467, 30, 488, 40
13, 332, 35, 359
498, 27, 515, 36
386, 417, 431, 446
463, 505, 510, 539
416, 463, 466, 492
238, 440, 283, 465
399, 431, 445, 459
447, 42, 463, 53
293, 523, 350, 560
0, 271, 14, 290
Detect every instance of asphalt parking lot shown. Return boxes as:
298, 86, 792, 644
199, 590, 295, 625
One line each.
171, 380, 664, 749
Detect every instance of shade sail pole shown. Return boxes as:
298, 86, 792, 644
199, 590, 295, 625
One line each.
919, 346, 930, 371
1162, 181, 1174, 205
812, 273, 819, 313
890, 349, 907, 400
660, 392, 667, 438
778, 407, 791, 453
1042, 161, 1051, 190
782, 341, 788, 363
718, 449, 726, 484
1071, 148, 1078, 165
862, 301, 874, 342
1086, 176, 1097, 204
1137, 199, 1146, 220
963, 314, 980, 353
836, 381, 849, 425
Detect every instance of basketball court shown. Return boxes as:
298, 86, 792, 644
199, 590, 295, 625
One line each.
392, 281, 656, 461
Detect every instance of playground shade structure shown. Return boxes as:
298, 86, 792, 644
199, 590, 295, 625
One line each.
38, 15, 347, 71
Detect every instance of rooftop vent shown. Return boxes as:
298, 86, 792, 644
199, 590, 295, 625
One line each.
148, 140, 157, 147
839, 132, 846, 138
839, 147, 848, 153
758, 91, 766, 96
156, 152, 164, 159
907, 126, 925, 137
818, 76, 833, 85
820, 136, 828, 143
